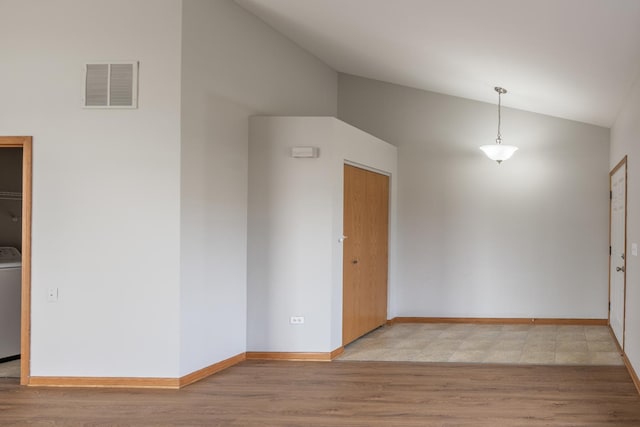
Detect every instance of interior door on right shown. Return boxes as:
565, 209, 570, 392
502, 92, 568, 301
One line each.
609, 157, 627, 349
342, 164, 389, 346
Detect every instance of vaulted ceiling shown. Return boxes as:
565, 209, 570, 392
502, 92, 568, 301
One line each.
236, 0, 640, 127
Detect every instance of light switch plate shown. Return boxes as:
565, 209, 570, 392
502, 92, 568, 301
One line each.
632, 243, 638, 257
290, 316, 305, 324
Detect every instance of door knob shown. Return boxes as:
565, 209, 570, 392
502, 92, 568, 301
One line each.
616, 266, 625, 272
352, 259, 359, 264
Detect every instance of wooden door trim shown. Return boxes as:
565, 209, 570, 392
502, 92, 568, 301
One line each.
611, 156, 628, 175
0, 136, 32, 385
608, 155, 627, 350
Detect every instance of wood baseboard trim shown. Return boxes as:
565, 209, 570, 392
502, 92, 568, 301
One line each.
246, 350, 340, 362
607, 325, 640, 396
330, 347, 344, 359
387, 317, 608, 326
179, 352, 246, 388
608, 325, 624, 354
28, 352, 248, 389
622, 352, 640, 395
28, 376, 180, 389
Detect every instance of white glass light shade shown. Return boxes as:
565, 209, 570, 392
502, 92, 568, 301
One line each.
479, 144, 518, 163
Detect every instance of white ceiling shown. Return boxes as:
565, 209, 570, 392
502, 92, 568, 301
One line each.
235, 0, 640, 127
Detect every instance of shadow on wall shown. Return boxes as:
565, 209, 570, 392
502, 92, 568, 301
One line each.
0, 148, 22, 251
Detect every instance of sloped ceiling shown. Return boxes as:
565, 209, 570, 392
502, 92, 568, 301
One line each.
236, 0, 640, 127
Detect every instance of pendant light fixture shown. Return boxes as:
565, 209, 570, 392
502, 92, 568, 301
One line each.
479, 87, 518, 164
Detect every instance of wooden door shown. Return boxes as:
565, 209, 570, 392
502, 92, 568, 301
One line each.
609, 156, 627, 349
343, 164, 389, 346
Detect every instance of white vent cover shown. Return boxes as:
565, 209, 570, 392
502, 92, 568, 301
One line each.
83, 61, 138, 108
290, 146, 320, 158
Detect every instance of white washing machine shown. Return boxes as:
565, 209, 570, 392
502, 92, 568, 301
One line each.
0, 247, 21, 360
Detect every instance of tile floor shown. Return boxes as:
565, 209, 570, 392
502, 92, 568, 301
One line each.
338, 323, 624, 365
0, 359, 20, 378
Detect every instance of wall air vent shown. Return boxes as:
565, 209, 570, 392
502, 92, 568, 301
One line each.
83, 61, 138, 108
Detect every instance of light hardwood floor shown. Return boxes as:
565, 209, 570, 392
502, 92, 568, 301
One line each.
1, 360, 640, 425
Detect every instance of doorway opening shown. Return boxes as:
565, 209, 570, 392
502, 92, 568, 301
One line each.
609, 155, 627, 350
0, 136, 32, 385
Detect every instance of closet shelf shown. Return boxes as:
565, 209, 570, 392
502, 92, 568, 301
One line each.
0, 191, 22, 201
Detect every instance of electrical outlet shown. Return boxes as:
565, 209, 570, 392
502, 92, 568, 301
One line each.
290, 316, 305, 325
47, 287, 59, 302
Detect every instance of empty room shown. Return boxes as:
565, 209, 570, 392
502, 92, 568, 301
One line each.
2, 0, 640, 425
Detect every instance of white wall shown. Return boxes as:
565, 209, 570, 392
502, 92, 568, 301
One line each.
180, 1, 337, 374
0, 0, 337, 379
0, 0, 183, 377
338, 74, 610, 319
247, 117, 397, 352
610, 73, 640, 378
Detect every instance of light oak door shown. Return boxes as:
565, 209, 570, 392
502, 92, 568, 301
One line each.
343, 164, 389, 346
610, 156, 627, 349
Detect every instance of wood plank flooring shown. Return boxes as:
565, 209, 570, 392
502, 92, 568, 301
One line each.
1, 360, 640, 426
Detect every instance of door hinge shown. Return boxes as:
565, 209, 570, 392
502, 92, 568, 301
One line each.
610, 190, 613, 200
609, 302, 611, 311
610, 246, 612, 256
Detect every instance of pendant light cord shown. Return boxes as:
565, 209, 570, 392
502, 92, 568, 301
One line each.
496, 90, 502, 144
